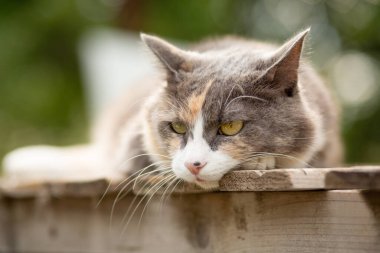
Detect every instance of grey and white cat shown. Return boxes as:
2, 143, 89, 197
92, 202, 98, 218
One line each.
3, 29, 343, 189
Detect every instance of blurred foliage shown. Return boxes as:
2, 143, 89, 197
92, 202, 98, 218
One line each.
1, 0, 380, 167
0, 0, 115, 162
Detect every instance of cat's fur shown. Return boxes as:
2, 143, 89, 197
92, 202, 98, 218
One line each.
3, 29, 343, 189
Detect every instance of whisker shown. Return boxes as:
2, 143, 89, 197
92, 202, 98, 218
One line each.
118, 168, 173, 227
224, 84, 237, 106
96, 179, 112, 208
97, 159, 164, 208
137, 174, 177, 228
104, 153, 170, 205
121, 166, 172, 200
241, 152, 312, 168
110, 161, 170, 215
109, 162, 170, 230
158, 177, 180, 214
114, 160, 170, 192
120, 173, 176, 236
98, 157, 161, 208
225, 95, 267, 110
112, 165, 171, 208
164, 178, 182, 203
132, 161, 171, 190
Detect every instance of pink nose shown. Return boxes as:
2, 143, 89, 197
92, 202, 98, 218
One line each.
185, 161, 206, 175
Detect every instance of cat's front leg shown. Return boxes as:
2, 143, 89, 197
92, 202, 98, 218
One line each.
245, 156, 275, 170
2, 145, 111, 184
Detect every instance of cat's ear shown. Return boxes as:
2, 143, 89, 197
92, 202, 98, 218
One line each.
264, 28, 310, 95
141, 33, 192, 82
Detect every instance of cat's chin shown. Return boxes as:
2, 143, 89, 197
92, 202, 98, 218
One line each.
194, 180, 220, 190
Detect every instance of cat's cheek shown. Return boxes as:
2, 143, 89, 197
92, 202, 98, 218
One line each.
217, 141, 246, 161
197, 151, 239, 181
167, 136, 181, 156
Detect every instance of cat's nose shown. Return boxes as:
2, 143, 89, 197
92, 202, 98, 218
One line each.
185, 161, 206, 175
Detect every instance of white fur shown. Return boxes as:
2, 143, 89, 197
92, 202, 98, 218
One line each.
2, 145, 112, 185
256, 157, 275, 170
242, 156, 276, 170
141, 86, 170, 165
171, 113, 239, 188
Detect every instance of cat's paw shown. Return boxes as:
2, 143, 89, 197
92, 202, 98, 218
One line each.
3, 146, 61, 179
2, 145, 107, 184
249, 157, 275, 170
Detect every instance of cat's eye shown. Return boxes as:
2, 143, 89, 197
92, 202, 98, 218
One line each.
170, 122, 187, 134
219, 120, 244, 136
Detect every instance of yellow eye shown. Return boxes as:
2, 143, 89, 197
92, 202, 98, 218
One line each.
219, 120, 244, 136
171, 122, 187, 134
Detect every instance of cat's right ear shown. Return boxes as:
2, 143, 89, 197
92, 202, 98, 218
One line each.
141, 33, 192, 82
263, 28, 309, 93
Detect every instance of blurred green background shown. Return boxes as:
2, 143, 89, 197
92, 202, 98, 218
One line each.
1, 0, 380, 168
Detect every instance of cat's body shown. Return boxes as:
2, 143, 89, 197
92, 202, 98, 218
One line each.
3, 29, 343, 189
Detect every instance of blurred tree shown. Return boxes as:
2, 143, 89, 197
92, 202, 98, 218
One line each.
117, 0, 380, 165
0, 1, 116, 163
1, 0, 380, 169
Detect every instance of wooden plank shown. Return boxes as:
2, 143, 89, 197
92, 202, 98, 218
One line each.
2, 190, 380, 253
0, 197, 12, 253
1, 166, 380, 198
133, 166, 380, 194
219, 166, 380, 191
0, 179, 115, 199
325, 167, 380, 189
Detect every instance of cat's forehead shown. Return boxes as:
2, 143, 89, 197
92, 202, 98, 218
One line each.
167, 52, 272, 123
199, 51, 270, 77
171, 77, 255, 125
175, 79, 214, 124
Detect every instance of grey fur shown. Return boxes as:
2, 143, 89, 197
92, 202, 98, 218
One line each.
141, 29, 343, 170
2, 29, 344, 185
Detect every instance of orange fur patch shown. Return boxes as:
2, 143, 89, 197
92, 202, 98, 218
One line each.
168, 138, 181, 155
180, 80, 213, 123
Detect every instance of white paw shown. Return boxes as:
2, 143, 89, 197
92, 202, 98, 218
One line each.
258, 156, 275, 170
3, 146, 68, 180
246, 157, 275, 170
2, 145, 107, 184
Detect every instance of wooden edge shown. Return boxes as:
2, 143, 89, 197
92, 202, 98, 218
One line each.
0, 179, 112, 198
0, 166, 379, 198
325, 167, 380, 189
220, 166, 380, 191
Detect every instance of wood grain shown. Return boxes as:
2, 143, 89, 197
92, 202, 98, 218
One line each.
0, 190, 379, 253
220, 166, 380, 191
1, 166, 379, 197
1, 166, 380, 252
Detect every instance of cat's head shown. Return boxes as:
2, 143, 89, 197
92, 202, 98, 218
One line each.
141, 29, 320, 189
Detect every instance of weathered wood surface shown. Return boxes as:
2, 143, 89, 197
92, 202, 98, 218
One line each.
1, 166, 380, 197
220, 166, 380, 191
0, 190, 379, 253
0, 166, 380, 253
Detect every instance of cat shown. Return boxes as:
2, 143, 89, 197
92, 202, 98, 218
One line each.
2, 28, 343, 189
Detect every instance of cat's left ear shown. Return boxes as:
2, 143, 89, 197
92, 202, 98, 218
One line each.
141, 33, 193, 82
264, 28, 310, 95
